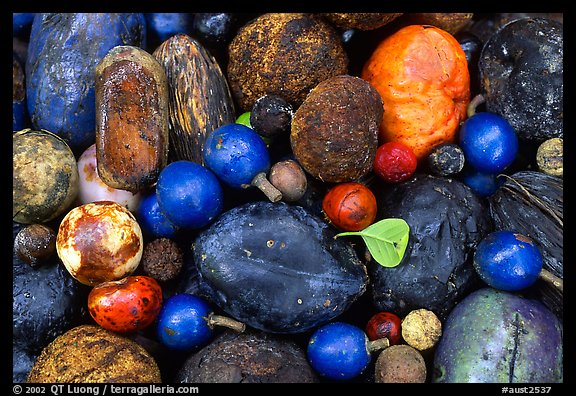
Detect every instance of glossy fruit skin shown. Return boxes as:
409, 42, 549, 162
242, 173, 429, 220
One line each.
203, 123, 270, 189
459, 112, 519, 174
374, 142, 417, 183
137, 190, 180, 239
307, 322, 371, 381
473, 230, 544, 291
362, 25, 470, 161
156, 294, 214, 351
322, 182, 377, 231
156, 160, 224, 229
462, 169, 501, 198
365, 312, 402, 345
88, 276, 163, 333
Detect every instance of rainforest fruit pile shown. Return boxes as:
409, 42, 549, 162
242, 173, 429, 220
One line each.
13, 12, 563, 384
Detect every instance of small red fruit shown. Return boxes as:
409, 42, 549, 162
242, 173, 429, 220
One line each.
322, 182, 377, 232
365, 311, 402, 345
374, 142, 418, 183
88, 275, 163, 333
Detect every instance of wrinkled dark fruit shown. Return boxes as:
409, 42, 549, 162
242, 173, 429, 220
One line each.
479, 17, 563, 142
175, 330, 319, 383
371, 174, 493, 320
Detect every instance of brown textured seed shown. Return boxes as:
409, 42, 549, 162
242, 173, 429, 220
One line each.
13, 129, 79, 224
14, 224, 56, 267
374, 344, 427, 383
320, 13, 403, 30
95, 45, 169, 193
227, 13, 348, 111
26, 325, 161, 383
56, 201, 143, 286
401, 13, 474, 35
269, 160, 308, 202
291, 74, 382, 183
401, 308, 442, 351
153, 33, 236, 164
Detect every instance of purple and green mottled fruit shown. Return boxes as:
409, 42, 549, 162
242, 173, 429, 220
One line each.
432, 287, 562, 383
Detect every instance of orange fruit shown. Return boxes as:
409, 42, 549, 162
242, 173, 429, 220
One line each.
361, 25, 470, 161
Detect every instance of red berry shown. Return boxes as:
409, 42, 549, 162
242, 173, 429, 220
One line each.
374, 142, 417, 183
322, 182, 377, 232
365, 311, 402, 345
88, 275, 163, 333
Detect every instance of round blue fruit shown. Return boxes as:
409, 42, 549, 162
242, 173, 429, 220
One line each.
156, 294, 214, 351
203, 123, 270, 189
307, 322, 371, 381
459, 112, 518, 174
473, 230, 544, 291
137, 190, 180, 239
156, 160, 224, 229
462, 169, 501, 198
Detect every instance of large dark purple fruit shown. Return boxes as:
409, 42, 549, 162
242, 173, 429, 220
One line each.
193, 201, 368, 334
433, 287, 563, 383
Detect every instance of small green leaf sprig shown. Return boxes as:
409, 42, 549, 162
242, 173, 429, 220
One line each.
335, 218, 410, 267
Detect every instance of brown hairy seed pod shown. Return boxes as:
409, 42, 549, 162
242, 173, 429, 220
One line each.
153, 34, 236, 164
27, 325, 161, 383
95, 45, 169, 193
227, 13, 348, 111
320, 13, 403, 30
291, 74, 382, 183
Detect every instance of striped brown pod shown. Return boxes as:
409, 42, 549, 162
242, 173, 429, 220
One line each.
95, 45, 169, 193
153, 33, 236, 165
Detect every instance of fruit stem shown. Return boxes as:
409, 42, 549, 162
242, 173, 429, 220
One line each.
207, 313, 246, 333
252, 172, 283, 203
539, 268, 563, 293
367, 337, 390, 353
467, 93, 485, 118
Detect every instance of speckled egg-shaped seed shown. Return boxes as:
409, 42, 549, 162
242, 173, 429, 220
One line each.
227, 13, 348, 111
374, 344, 427, 383
13, 129, 79, 224
401, 308, 442, 351
14, 223, 56, 267
536, 137, 563, 177
56, 201, 143, 286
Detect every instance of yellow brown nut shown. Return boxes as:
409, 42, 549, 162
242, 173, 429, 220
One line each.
56, 201, 143, 286
95, 45, 169, 193
27, 325, 161, 383
401, 308, 442, 351
227, 13, 348, 111
13, 129, 79, 224
536, 137, 563, 177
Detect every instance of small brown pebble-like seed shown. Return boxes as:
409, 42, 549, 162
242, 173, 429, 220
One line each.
14, 224, 56, 267
141, 238, 184, 283
374, 344, 427, 383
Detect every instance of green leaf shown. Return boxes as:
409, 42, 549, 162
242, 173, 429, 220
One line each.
335, 218, 410, 268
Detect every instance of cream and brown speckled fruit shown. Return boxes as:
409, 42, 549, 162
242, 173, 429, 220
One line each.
401, 308, 442, 351
56, 201, 143, 286
27, 325, 161, 383
13, 129, 79, 224
536, 138, 563, 177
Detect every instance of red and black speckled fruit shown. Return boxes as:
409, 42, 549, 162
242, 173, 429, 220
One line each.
88, 275, 163, 333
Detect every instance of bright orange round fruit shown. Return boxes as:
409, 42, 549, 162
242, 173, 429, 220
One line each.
322, 182, 377, 232
361, 25, 470, 161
